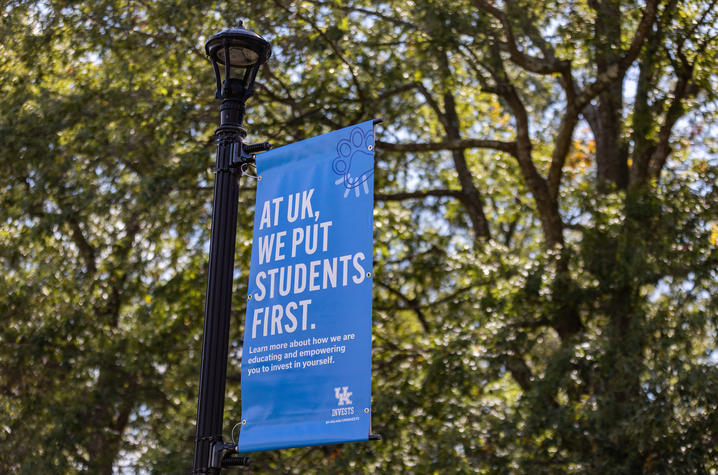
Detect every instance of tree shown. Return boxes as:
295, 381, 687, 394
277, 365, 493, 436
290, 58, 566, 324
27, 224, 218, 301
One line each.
1, 2, 216, 471
1, 0, 716, 472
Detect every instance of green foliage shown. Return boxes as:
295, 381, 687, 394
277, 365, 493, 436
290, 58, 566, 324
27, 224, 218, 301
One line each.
1, 0, 717, 473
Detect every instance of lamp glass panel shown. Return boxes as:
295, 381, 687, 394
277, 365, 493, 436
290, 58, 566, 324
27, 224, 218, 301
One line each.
218, 46, 259, 67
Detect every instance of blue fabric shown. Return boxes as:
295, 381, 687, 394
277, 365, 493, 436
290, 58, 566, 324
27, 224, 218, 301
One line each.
237, 120, 375, 452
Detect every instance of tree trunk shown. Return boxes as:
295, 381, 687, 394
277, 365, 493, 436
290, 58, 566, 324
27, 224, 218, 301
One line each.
85, 367, 135, 474
593, 0, 628, 189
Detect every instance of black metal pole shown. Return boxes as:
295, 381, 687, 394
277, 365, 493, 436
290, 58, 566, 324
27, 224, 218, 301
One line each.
192, 98, 246, 474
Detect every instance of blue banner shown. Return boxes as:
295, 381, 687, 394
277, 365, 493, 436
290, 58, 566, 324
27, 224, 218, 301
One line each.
237, 120, 375, 452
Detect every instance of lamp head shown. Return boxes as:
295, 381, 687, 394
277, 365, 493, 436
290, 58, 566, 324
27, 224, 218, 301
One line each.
206, 21, 272, 100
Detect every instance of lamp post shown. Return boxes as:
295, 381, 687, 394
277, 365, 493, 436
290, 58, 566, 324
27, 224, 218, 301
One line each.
192, 21, 271, 474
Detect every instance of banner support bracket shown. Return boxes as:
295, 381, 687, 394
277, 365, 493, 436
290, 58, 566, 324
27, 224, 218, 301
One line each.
208, 440, 251, 469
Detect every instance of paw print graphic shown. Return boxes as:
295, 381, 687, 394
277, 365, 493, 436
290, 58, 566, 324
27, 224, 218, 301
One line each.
332, 126, 374, 198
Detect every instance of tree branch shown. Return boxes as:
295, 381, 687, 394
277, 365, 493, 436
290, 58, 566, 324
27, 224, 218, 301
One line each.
372, 82, 425, 102
66, 216, 97, 275
646, 5, 716, 180
417, 285, 476, 308
415, 82, 448, 129
305, 0, 419, 29
547, 110, 580, 200
474, 0, 567, 75
375, 189, 465, 203
472, 0, 578, 201
486, 44, 564, 247
375, 279, 431, 332
648, 75, 697, 179
440, 52, 491, 239
505, 354, 533, 392
273, 0, 368, 118
377, 138, 517, 155
575, 0, 659, 110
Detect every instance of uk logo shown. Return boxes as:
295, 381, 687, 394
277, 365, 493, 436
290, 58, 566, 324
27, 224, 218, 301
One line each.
334, 386, 353, 406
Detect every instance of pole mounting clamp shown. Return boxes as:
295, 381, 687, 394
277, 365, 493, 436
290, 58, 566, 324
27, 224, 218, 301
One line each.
229, 141, 272, 169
